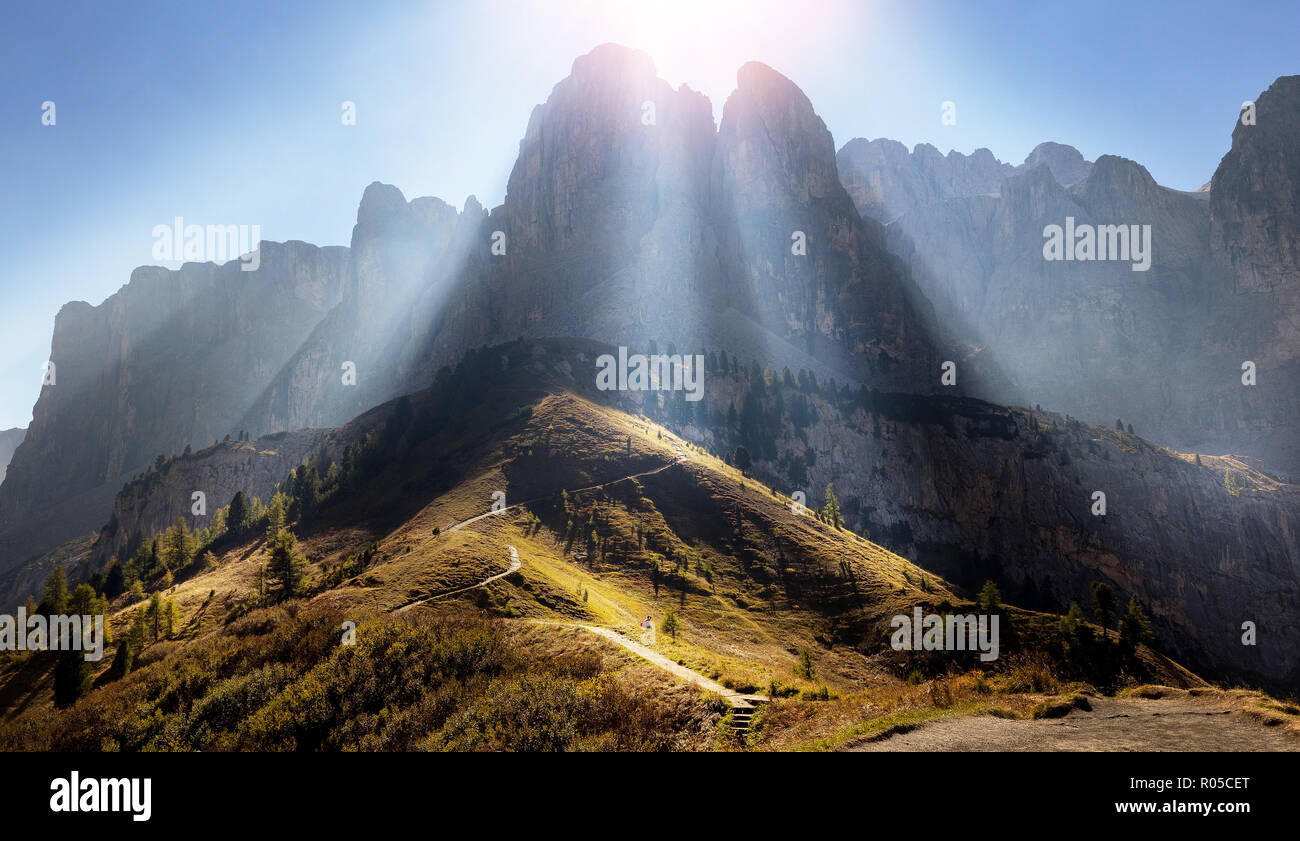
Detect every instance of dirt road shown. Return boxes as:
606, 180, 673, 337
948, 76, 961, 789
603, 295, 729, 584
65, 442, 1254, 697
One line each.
850, 695, 1299, 751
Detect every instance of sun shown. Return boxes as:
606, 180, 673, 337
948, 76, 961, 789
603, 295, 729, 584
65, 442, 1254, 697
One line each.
579, 0, 845, 108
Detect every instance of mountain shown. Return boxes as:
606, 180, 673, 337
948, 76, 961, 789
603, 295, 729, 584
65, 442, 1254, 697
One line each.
0, 242, 348, 577
232, 46, 952, 452
400, 46, 948, 394
0, 427, 23, 485
0, 46, 1296, 697
0, 45, 952, 586
836, 78, 1300, 473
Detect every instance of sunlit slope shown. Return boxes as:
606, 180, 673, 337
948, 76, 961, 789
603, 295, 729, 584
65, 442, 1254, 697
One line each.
295, 388, 1195, 695
314, 391, 954, 693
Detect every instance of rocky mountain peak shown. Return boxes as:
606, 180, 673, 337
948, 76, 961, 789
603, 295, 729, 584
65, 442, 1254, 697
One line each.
719, 61, 842, 206
355, 181, 410, 230
569, 41, 658, 85
1022, 141, 1092, 186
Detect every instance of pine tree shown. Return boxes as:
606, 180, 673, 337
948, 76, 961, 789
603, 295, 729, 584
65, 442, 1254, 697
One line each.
796, 648, 816, 680
660, 608, 680, 641
821, 484, 843, 529
293, 464, 321, 522
265, 491, 288, 542
164, 517, 195, 569
69, 583, 96, 616
104, 559, 126, 598
164, 599, 179, 638
108, 638, 134, 679
41, 567, 69, 614
266, 531, 305, 602
1119, 598, 1153, 648
147, 592, 163, 641
228, 491, 253, 537
733, 445, 753, 474
128, 608, 147, 651
977, 579, 1001, 612
1059, 601, 1084, 635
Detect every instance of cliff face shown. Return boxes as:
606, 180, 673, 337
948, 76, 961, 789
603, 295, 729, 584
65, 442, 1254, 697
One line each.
0, 241, 348, 571
838, 79, 1300, 472
396, 45, 949, 396
237, 186, 488, 435
0, 428, 23, 485
709, 62, 943, 388
411, 45, 729, 384
88, 430, 326, 568
1212, 76, 1300, 300
1208, 76, 1300, 398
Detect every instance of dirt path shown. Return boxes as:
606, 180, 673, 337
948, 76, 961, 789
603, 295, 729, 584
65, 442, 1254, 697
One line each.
849, 696, 1300, 751
394, 545, 522, 613
566, 624, 760, 708
391, 441, 686, 613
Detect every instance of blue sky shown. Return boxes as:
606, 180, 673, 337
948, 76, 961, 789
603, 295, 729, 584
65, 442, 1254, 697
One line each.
1, 0, 1295, 429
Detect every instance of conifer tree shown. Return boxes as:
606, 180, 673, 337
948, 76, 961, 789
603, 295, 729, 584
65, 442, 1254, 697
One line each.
266, 531, 305, 602
821, 484, 843, 529
978, 579, 1001, 612
660, 608, 680, 642
228, 491, 253, 537
41, 567, 69, 614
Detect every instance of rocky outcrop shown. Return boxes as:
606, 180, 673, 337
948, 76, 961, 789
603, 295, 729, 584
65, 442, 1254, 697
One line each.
88, 430, 326, 569
1211, 76, 1300, 299
1208, 75, 1300, 404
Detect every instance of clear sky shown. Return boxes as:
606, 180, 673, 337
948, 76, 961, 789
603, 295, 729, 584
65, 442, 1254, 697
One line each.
1, 0, 1295, 429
